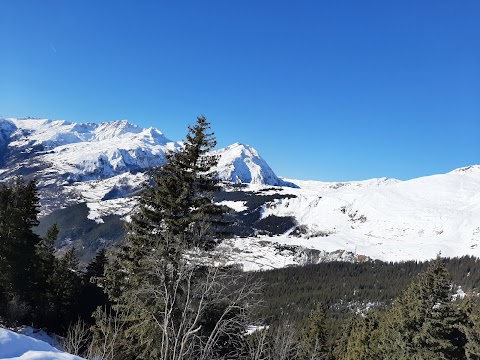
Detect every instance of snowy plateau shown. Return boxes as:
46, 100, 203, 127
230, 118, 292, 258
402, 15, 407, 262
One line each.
1, 117, 480, 270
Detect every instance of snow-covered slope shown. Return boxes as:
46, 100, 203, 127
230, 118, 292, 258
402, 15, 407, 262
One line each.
0, 328, 85, 360
0, 117, 287, 191
244, 166, 480, 264
3, 117, 181, 181
213, 143, 293, 186
0, 117, 289, 215
1, 116, 479, 269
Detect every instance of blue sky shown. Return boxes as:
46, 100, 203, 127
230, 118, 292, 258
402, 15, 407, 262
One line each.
1, 1, 479, 181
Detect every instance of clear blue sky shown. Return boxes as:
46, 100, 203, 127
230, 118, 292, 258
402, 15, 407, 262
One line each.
1, 1, 479, 181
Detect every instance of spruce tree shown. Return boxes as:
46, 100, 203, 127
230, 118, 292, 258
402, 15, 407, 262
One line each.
377, 258, 465, 359
102, 116, 233, 359
35, 223, 59, 328
84, 248, 108, 283
50, 247, 82, 332
334, 311, 380, 360
0, 177, 41, 324
115, 115, 226, 269
461, 294, 480, 360
78, 248, 109, 323
299, 303, 329, 359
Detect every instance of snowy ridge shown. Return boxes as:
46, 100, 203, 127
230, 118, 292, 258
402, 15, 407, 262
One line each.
0, 119, 17, 148
0, 117, 284, 186
214, 237, 363, 271
1, 117, 180, 182
449, 165, 480, 174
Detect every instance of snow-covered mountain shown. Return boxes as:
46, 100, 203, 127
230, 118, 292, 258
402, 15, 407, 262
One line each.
0, 117, 286, 185
1, 116, 479, 270
0, 117, 288, 213
213, 143, 294, 187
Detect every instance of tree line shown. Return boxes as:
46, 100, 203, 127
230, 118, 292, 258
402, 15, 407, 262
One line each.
1, 116, 480, 359
0, 177, 108, 333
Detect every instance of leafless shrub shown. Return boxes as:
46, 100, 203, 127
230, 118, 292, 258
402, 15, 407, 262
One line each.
245, 321, 300, 360
61, 319, 91, 356
134, 244, 263, 360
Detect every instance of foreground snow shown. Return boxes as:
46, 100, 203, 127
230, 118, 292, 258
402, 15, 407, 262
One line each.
0, 328, 85, 360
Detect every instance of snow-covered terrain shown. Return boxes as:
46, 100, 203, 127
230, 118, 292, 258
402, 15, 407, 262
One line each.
252, 166, 480, 263
1, 116, 479, 269
0, 328, 85, 360
187, 165, 480, 270
0, 117, 286, 186
0, 117, 290, 215
213, 143, 294, 186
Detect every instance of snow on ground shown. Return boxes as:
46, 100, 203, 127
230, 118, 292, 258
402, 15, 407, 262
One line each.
64, 172, 146, 222
214, 237, 359, 271
254, 166, 480, 263
218, 200, 248, 212
2, 118, 480, 266
0, 328, 85, 360
16, 328, 60, 350
45, 163, 480, 267
245, 325, 269, 335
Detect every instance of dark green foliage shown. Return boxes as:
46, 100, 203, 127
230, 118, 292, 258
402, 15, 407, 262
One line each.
78, 248, 110, 323
36, 203, 125, 264
117, 115, 228, 268
102, 116, 233, 359
299, 303, 329, 359
34, 223, 60, 328
463, 296, 480, 359
375, 259, 466, 359
0, 178, 108, 333
84, 247, 108, 282
327, 259, 473, 360
0, 177, 41, 324
253, 256, 480, 351
45, 247, 82, 331
333, 311, 380, 360
255, 215, 297, 235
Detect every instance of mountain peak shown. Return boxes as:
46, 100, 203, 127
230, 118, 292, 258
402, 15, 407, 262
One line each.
213, 143, 294, 186
222, 142, 260, 158
0, 116, 293, 189
449, 165, 480, 174
93, 119, 143, 140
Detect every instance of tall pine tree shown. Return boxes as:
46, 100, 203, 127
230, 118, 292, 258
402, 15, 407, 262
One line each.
299, 303, 329, 359
0, 177, 41, 324
376, 258, 465, 359
102, 116, 232, 359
